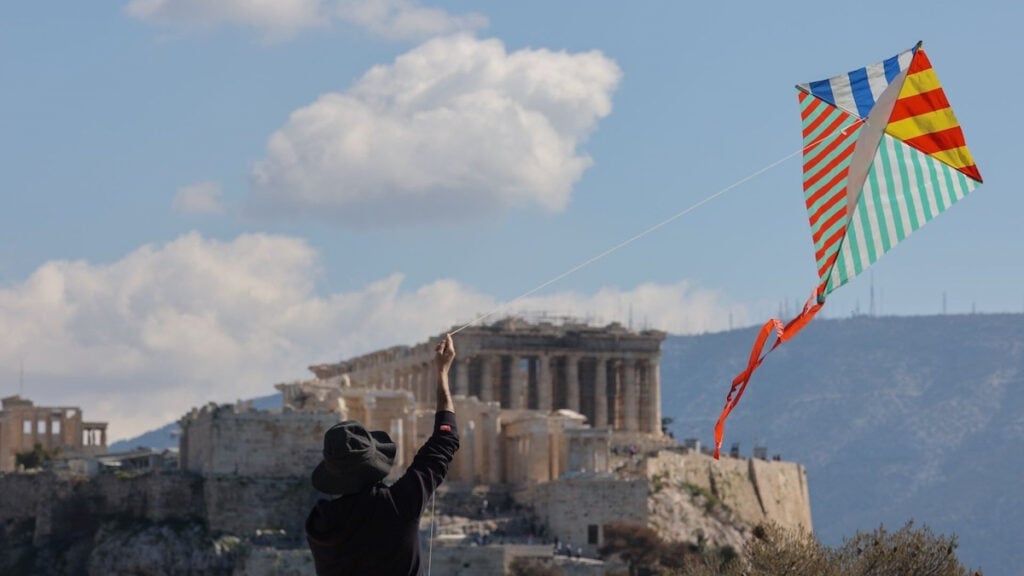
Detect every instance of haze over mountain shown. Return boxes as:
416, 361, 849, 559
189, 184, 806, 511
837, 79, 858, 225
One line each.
115, 313, 1021, 575
663, 313, 1023, 576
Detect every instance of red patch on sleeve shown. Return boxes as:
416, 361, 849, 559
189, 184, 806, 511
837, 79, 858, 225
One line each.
439, 424, 452, 432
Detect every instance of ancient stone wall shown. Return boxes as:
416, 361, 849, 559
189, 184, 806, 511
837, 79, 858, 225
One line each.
0, 470, 204, 552
431, 545, 511, 576
644, 450, 812, 532
231, 545, 316, 576
0, 468, 319, 549
522, 477, 649, 555
203, 476, 313, 537
179, 405, 338, 477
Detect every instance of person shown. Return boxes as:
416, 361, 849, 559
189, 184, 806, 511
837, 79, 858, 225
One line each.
305, 334, 460, 575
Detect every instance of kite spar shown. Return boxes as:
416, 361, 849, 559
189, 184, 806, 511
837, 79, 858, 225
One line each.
713, 42, 983, 459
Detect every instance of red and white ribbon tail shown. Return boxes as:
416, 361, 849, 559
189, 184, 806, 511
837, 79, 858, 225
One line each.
713, 292, 823, 459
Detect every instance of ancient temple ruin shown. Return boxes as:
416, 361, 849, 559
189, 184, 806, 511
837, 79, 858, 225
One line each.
0, 395, 108, 472
264, 317, 668, 487
304, 317, 665, 434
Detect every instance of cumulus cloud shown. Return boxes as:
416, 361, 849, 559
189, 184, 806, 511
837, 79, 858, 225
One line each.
124, 0, 485, 41
335, 0, 487, 40
173, 181, 224, 215
0, 233, 741, 440
249, 35, 622, 227
125, 0, 326, 40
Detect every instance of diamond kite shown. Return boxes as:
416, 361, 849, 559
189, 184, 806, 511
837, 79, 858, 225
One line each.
714, 42, 983, 459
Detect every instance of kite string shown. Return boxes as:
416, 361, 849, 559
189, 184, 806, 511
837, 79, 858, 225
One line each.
426, 493, 436, 576
435, 118, 863, 558
448, 144, 814, 336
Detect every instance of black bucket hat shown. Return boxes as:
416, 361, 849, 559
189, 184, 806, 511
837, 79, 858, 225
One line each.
312, 420, 397, 495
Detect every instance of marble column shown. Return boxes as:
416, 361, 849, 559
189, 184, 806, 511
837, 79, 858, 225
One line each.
565, 353, 580, 413
484, 409, 501, 483
480, 355, 495, 403
510, 355, 526, 409
623, 357, 639, 432
537, 353, 553, 412
647, 357, 662, 434
454, 357, 470, 397
408, 368, 418, 403
420, 364, 431, 404
594, 356, 608, 428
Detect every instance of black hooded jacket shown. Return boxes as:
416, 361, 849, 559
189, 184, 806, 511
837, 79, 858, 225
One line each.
306, 411, 459, 576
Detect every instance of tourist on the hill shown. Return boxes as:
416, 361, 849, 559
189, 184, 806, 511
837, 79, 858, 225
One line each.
306, 334, 460, 576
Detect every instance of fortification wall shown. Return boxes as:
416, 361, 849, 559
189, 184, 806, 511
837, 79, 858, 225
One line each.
232, 546, 316, 576
204, 475, 313, 537
432, 544, 616, 576
0, 472, 203, 523
522, 477, 648, 555
0, 471, 204, 550
181, 407, 338, 477
431, 545, 510, 576
0, 470, 316, 546
644, 450, 812, 532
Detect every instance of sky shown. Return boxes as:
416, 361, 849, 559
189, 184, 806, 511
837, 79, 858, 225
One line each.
0, 1, 1017, 440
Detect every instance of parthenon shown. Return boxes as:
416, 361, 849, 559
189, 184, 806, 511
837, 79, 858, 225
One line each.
307, 317, 666, 435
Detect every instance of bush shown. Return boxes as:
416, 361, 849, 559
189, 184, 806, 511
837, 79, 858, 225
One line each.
659, 521, 981, 576
599, 523, 665, 575
15, 443, 58, 470
596, 520, 980, 576
833, 521, 982, 576
599, 523, 741, 576
742, 523, 836, 576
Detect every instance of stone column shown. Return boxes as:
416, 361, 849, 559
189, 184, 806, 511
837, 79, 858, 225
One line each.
510, 355, 526, 409
623, 357, 639, 432
425, 362, 436, 403
537, 353, 553, 412
647, 357, 662, 434
418, 364, 429, 404
455, 357, 470, 397
484, 408, 501, 483
480, 355, 495, 403
594, 356, 608, 428
407, 368, 417, 403
565, 353, 580, 413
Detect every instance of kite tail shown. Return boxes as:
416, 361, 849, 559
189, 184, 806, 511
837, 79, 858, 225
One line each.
713, 290, 824, 459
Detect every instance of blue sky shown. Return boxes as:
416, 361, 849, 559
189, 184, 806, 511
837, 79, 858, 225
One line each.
1, 1, 1015, 438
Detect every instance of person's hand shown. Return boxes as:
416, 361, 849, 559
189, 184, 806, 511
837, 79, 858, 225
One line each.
435, 333, 455, 373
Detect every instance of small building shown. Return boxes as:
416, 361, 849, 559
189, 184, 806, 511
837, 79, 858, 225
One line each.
0, 395, 108, 472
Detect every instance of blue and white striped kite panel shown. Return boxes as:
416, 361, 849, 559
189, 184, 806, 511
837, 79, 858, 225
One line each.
797, 47, 916, 118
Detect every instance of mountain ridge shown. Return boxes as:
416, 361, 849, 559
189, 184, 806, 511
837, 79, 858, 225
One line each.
662, 312, 1023, 575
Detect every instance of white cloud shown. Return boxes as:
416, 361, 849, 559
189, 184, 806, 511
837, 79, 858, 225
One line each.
173, 181, 224, 215
124, 0, 485, 41
335, 0, 487, 41
125, 0, 326, 40
249, 35, 622, 227
0, 233, 742, 441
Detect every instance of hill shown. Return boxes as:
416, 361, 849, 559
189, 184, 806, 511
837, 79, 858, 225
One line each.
661, 313, 1023, 576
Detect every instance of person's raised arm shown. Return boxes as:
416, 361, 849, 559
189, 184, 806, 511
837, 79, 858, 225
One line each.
434, 333, 455, 413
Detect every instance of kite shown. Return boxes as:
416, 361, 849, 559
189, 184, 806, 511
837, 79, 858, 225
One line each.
713, 42, 983, 459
